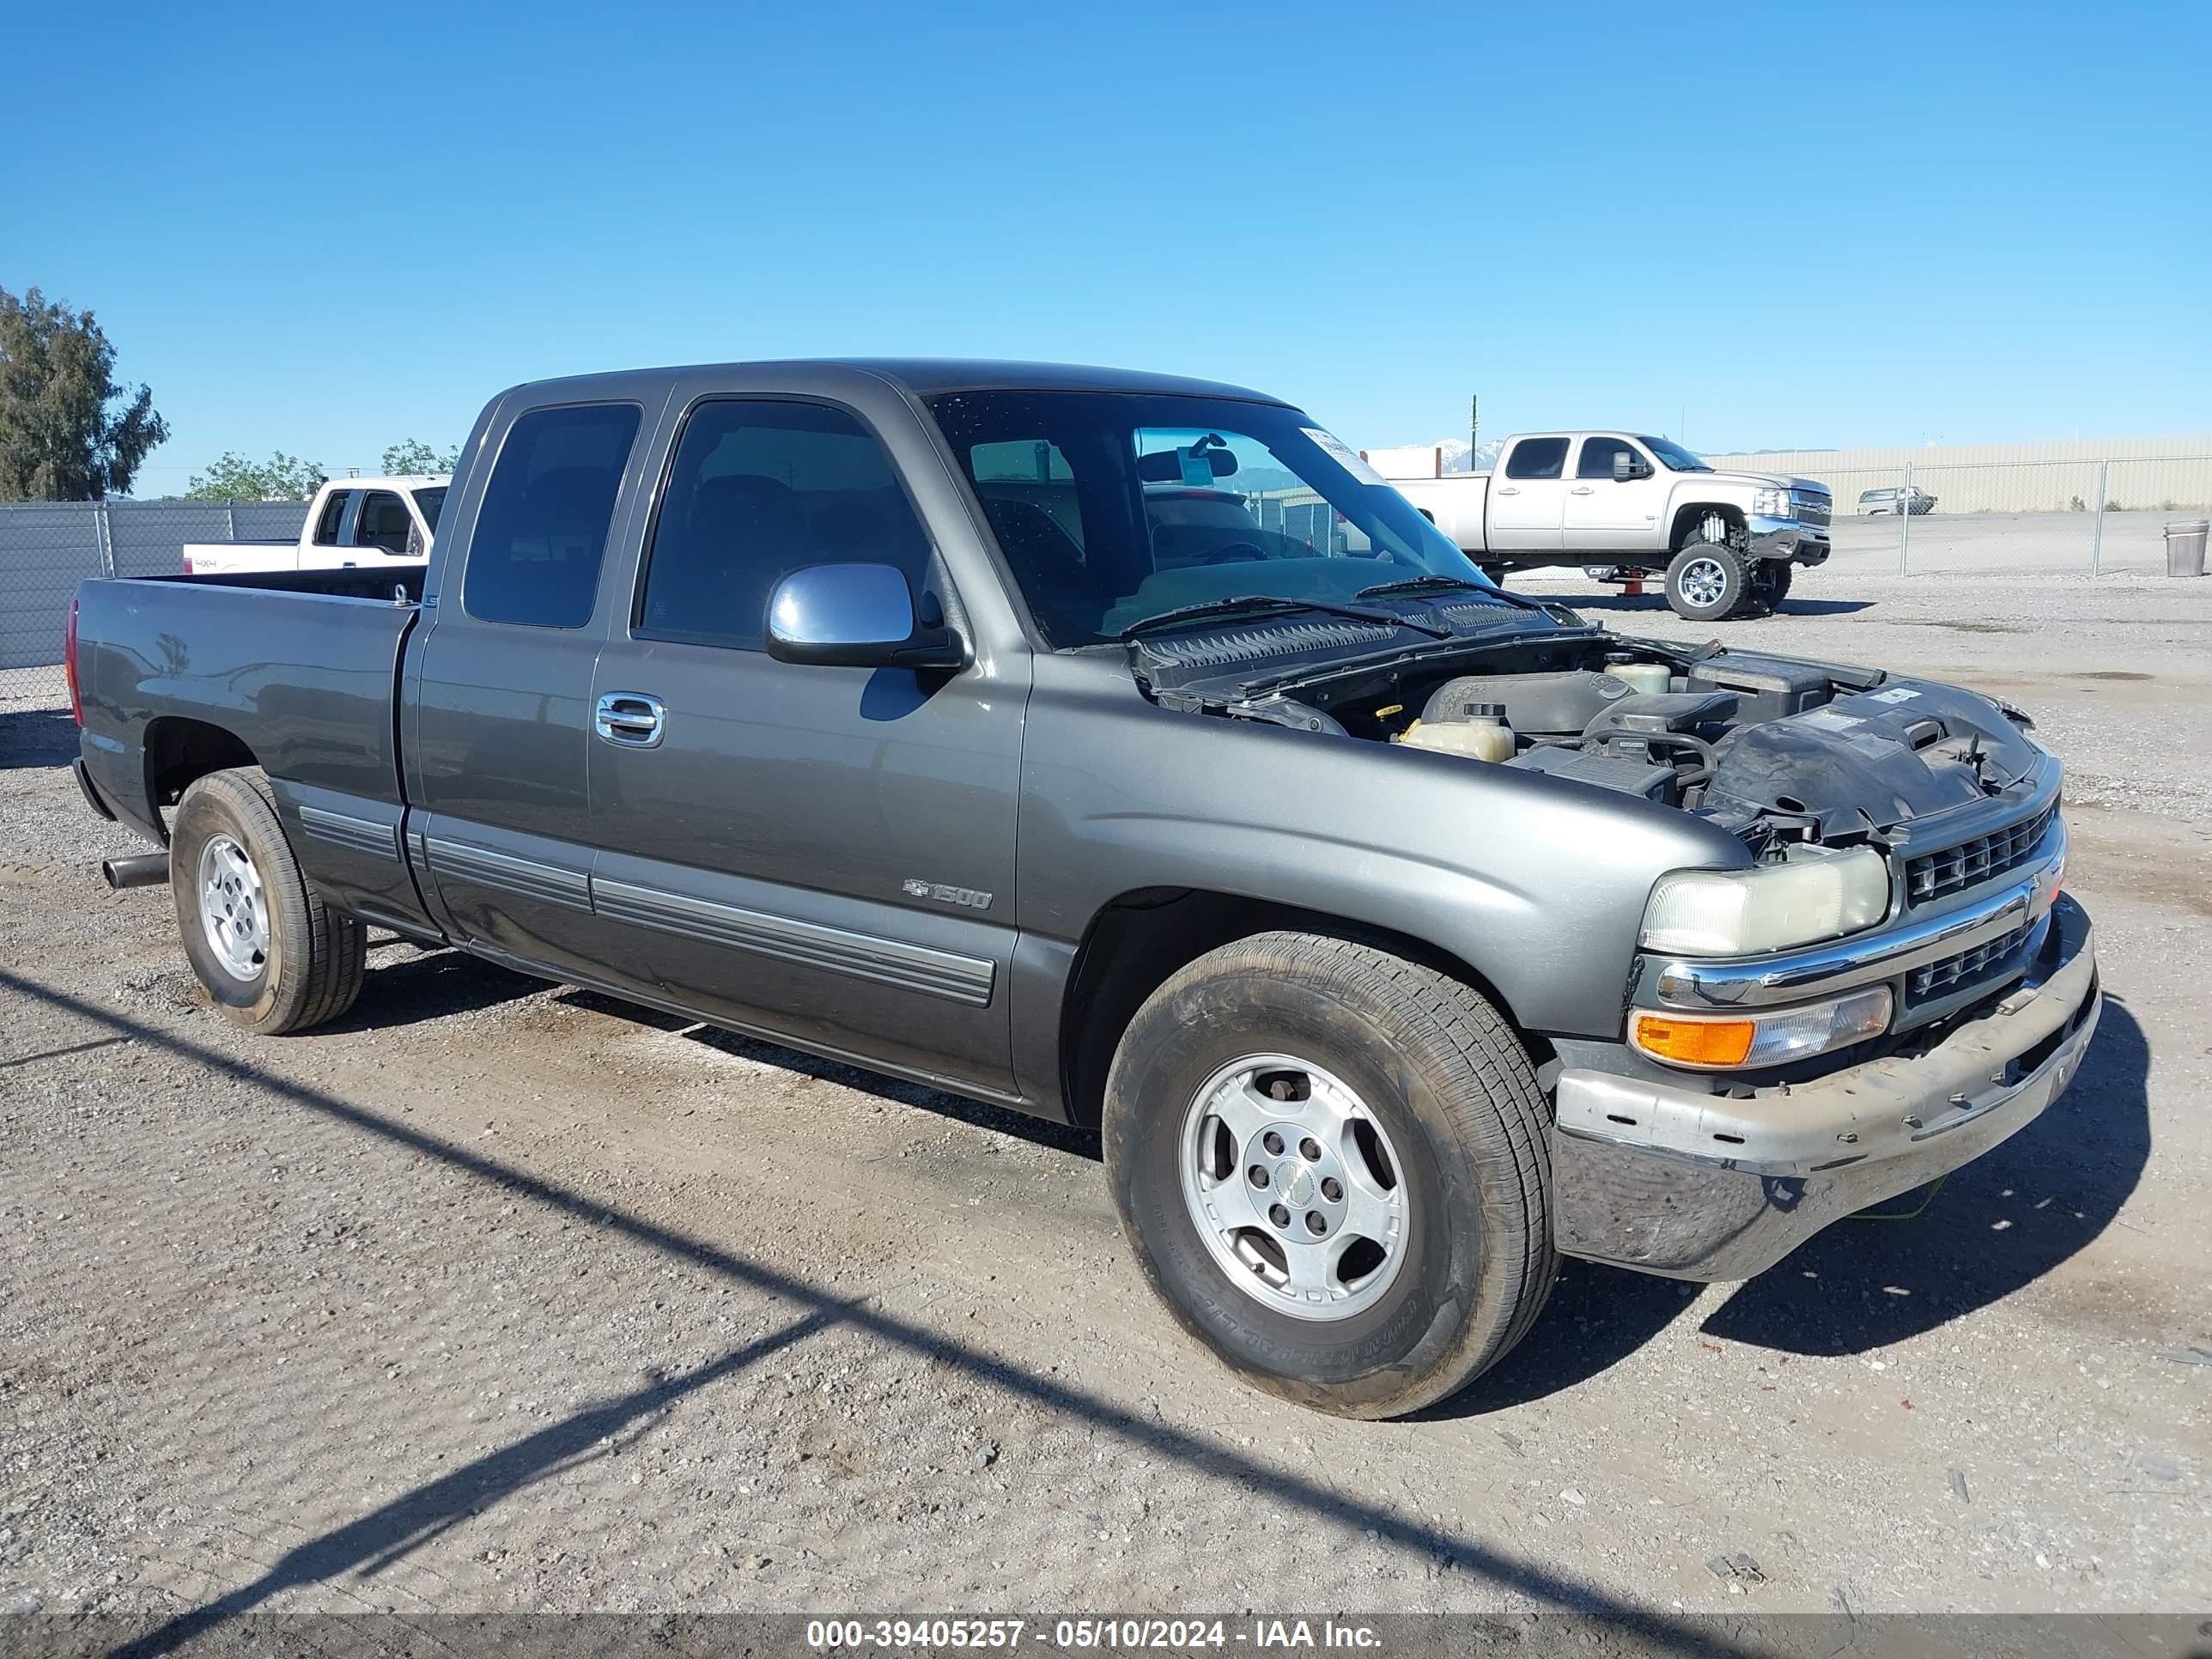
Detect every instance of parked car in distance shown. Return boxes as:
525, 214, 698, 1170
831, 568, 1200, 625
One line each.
1859, 486, 1936, 516
180, 476, 449, 575
69, 360, 2094, 1420
1382, 434, 1832, 622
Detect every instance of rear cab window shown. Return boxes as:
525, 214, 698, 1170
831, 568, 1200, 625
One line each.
462, 403, 643, 628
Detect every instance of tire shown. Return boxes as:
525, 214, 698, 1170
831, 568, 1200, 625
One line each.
1748, 559, 1795, 613
169, 767, 366, 1035
1102, 932, 1555, 1419
1665, 538, 1752, 622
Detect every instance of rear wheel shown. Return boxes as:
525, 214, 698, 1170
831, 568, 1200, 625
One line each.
1666, 535, 1752, 621
1102, 933, 1555, 1419
170, 768, 365, 1035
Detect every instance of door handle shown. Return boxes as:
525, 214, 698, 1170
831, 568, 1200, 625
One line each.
1498, 486, 1520, 495
594, 692, 666, 748
1571, 486, 1595, 495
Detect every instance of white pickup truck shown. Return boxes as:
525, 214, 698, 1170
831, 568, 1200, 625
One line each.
182, 476, 449, 576
1381, 434, 1831, 621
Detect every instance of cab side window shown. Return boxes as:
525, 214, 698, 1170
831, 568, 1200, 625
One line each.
637, 400, 933, 651
1576, 437, 1637, 480
462, 403, 643, 629
355, 490, 413, 554
1504, 438, 1568, 480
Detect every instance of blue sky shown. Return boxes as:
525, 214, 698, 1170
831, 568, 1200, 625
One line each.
8, 0, 2208, 492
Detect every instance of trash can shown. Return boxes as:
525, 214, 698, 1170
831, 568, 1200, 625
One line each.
2166, 519, 2209, 578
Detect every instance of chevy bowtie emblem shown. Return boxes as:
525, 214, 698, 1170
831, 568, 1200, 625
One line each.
902, 878, 994, 910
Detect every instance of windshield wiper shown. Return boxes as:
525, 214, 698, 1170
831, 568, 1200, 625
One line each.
1120, 593, 1449, 641
1356, 573, 1543, 611
1354, 574, 1486, 599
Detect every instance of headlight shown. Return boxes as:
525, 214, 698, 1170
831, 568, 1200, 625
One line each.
1630, 986, 1893, 1070
1641, 846, 1891, 957
1753, 485, 1790, 517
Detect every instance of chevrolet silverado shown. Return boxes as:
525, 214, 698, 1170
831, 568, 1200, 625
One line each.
67, 360, 2096, 1418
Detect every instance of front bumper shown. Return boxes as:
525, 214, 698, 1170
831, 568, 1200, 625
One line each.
1749, 515, 1831, 564
1550, 893, 2099, 1281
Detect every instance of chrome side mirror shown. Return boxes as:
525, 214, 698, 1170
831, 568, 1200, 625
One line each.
766, 563, 966, 670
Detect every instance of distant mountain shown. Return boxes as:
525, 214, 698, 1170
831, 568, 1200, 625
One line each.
1416, 438, 1503, 473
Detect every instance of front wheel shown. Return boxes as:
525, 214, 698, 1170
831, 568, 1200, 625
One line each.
1666, 538, 1752, 621
170, 767, 366, 1034
1102, 933, 1555, 1419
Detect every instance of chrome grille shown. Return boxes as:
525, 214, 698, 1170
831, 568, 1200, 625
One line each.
1790, 489, 1832, 526
1908, 923, 2029, 1005
1905, 805, 2055, 907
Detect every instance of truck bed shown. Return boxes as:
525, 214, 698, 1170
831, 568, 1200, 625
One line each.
73, 569, 431, 932
157, 566, 428, 602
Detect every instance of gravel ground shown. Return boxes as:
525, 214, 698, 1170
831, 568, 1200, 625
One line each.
1, 573, 2207, 1632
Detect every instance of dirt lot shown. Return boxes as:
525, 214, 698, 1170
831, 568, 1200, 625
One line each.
2, 571, 2208, 1632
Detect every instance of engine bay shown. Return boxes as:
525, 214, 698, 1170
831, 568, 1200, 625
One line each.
1129, 627, 2046, 854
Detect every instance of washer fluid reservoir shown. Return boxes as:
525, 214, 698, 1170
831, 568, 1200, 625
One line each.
1607, 662, 1672, 696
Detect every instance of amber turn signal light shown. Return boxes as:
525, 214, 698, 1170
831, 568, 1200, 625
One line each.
1629, 1012, 1757, 1067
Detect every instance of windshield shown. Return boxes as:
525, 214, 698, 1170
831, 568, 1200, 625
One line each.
1636, 435, 1711, 473
410, 486, 448, 532
927, 391, 1493, 647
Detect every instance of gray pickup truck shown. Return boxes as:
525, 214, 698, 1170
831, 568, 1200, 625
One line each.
66, 360, 2100, 1418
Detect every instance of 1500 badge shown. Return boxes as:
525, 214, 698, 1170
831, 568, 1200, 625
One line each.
903, 878, 994, 910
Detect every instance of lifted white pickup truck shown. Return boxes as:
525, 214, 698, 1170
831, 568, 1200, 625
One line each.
181, 476, 449, 576
1382, 434, 1831, 621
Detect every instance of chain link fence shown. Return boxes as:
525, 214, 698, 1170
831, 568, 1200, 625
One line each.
1721, 453, 2212, 579
0, 500, 313, 703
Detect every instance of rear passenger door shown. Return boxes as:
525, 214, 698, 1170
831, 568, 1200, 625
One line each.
1487, 437, 1570, 552
583, 396, 1024, 1096
407, 398, 653, 980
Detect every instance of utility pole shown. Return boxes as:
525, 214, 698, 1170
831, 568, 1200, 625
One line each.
1468, 394, 1479, 462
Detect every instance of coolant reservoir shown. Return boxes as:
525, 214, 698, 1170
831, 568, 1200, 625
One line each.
1607, 662, 1672, 696
1400, 712, 1515, 762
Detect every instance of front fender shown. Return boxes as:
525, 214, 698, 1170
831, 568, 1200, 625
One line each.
1017, 655, 1751, 1038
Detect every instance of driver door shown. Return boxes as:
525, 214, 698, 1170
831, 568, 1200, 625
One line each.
1563, 436, 1668, 551
582, 394, 1026, 1097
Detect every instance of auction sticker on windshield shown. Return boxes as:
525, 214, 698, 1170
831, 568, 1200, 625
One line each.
1303, 428, 1390, 488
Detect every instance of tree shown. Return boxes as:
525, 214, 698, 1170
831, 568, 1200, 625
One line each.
0, 286, 169, 500
183, 452, 327, 501
381, 437, 459, 475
